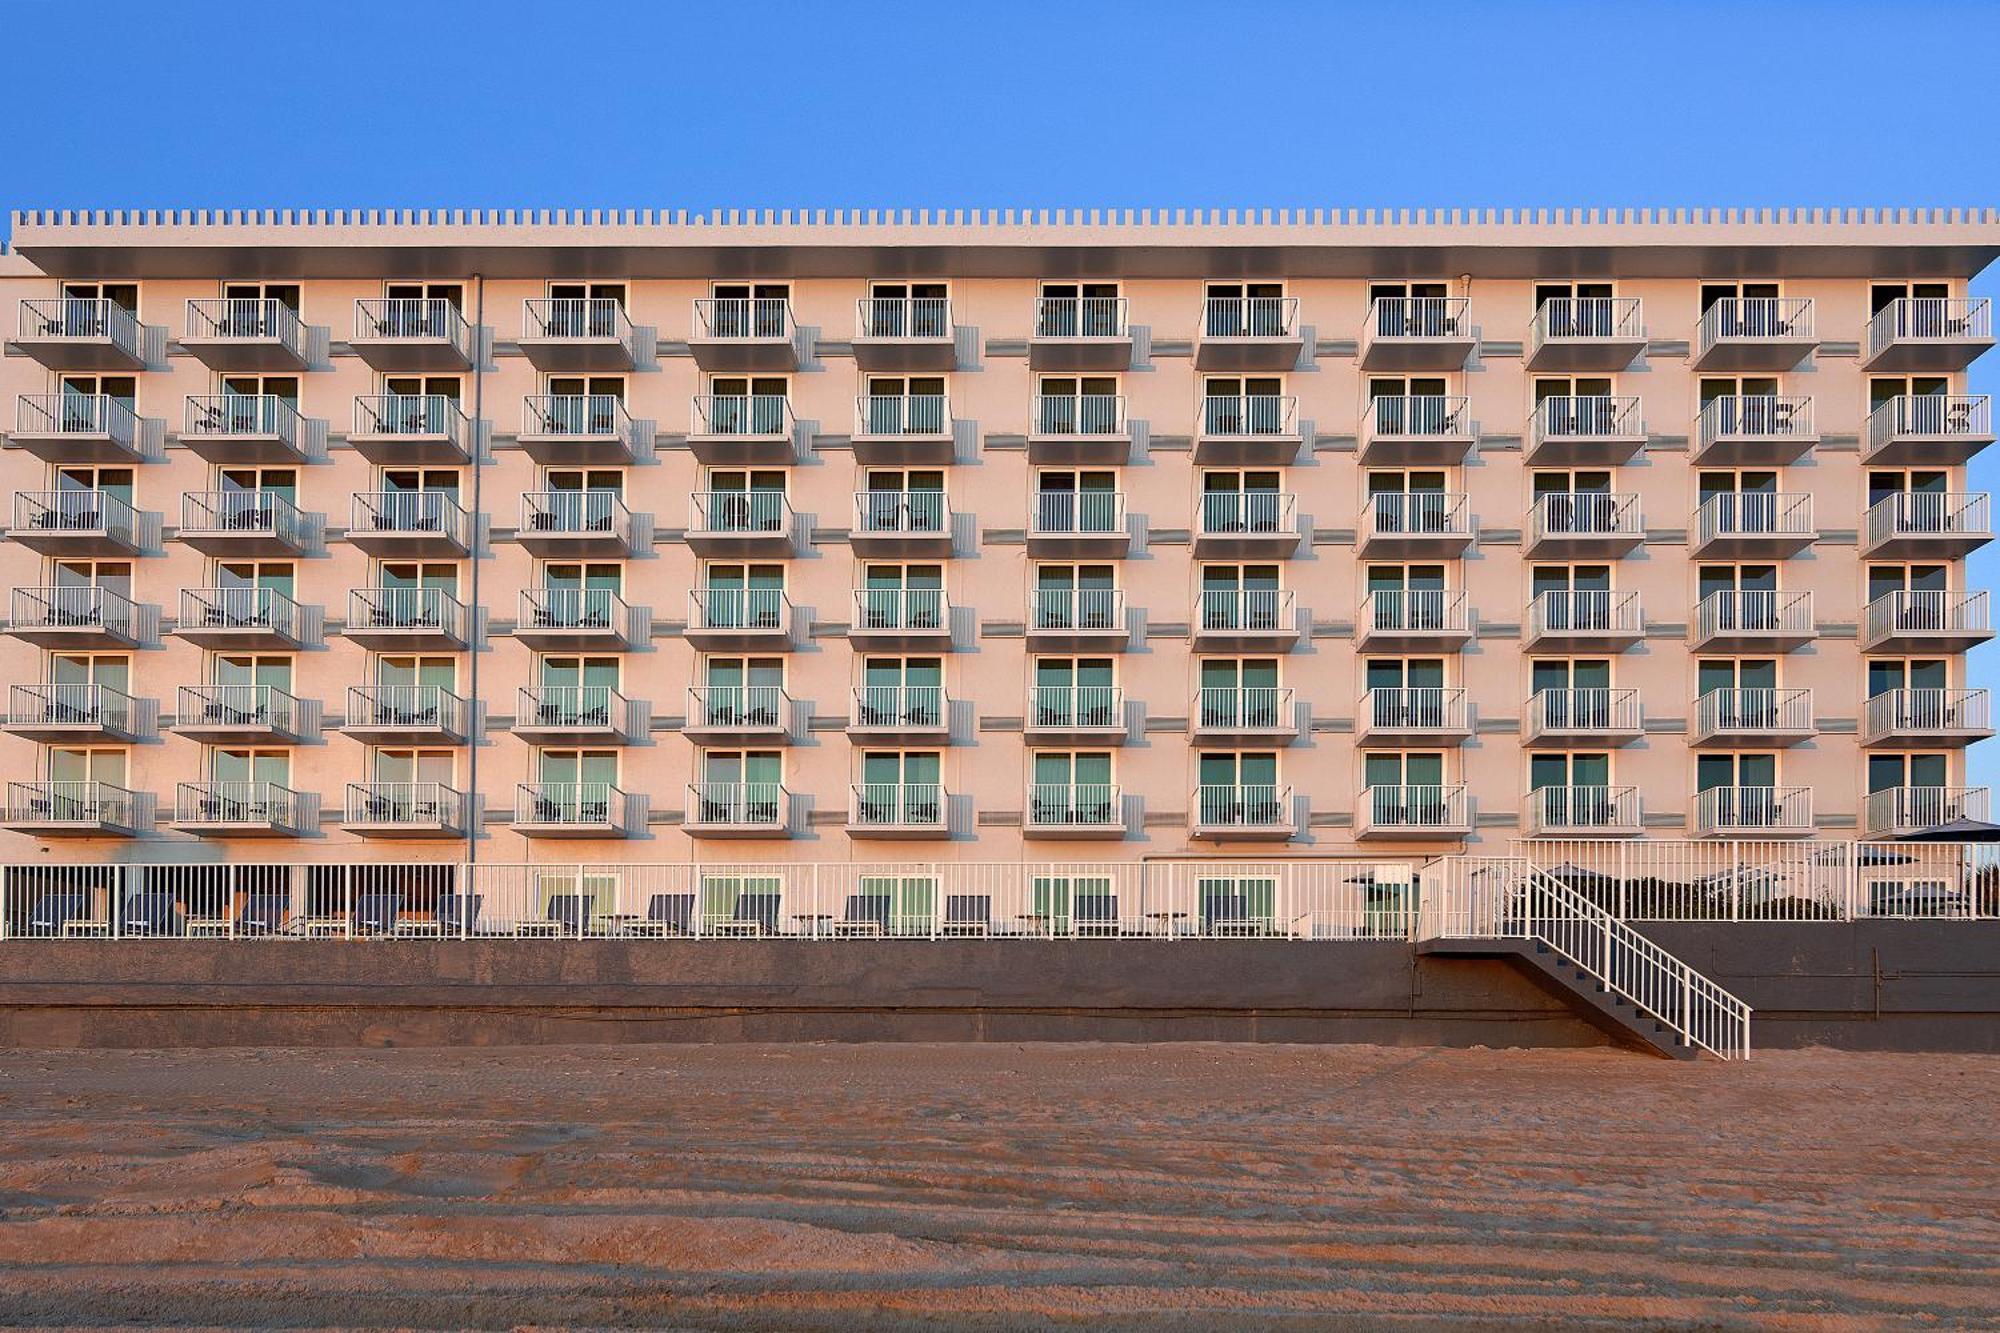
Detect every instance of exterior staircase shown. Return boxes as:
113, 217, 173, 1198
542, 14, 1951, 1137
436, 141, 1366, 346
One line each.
1421, 856, 1752, 1060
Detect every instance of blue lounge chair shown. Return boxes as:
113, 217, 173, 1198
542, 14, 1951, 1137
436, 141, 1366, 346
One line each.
26, 890, 92, 937
122, 891, 183, 937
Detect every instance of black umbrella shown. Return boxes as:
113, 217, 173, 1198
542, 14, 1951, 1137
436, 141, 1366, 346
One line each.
1895, 817, 2000, 843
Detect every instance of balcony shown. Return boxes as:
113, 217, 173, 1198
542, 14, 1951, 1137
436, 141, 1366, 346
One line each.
7, 586, 141, 648
1525, 492, 1643, 558
847, 783, 948, 839
174, 684, 312, 744
851, 393, 953, 465
343, 781, 466, 838
514, 783, 635, 838
1864, 395, 1993, 465
1356, 492, 1472, 558
1690, 688, 1815, 748
685, 782, 790, 838
1029, 296, 1131, 371
176, 587, 306, 650
1192, 589, 1299, 651
1692, 786, 1813, 838
850, 490, 951, 557
1195, 296, 1303, 370
849, 588, 951, 649
1358, 395, 1474, 465
1689, 590, 1814, 653
350, 298, 473, 370
685, 588, 791, 651
1191, 784, 1295, 841
9, 393, 141, 463
1693, 298, 1815, 371
1355, 784, 1471, 840
344, 587, 470, 651
349, 394, 472, 464
1862, 298, 1993, 372
1862, 689, 1993, 748
516, 588, 640, 650
1355, 687, 1471, 746
689, 394, 794, 464
1691, 492, 1816, 558
1194, 490, 1299, 557
1358, 297, 1474, 370
848, 684, 949, 743
1025, 784, 1124, 839
1863, 590, 1992, 654
1356, 589, 1470, 652
1194, 394, 1301, 465
1526, 298, 1645, 371
689, 297, 798, 371
1862, 492, 1992, 559
182, 394, 311, 464
853, 297, 955, 371
1028, 393, 1128, 465
684, 685, 791, 745
174, 782, 314, 838
1522, 687, 1642, 748
517, 490, 634, 557
343, 685, 470, 745
1190, 686, 1299, 746
519, 394, 642, 465
1693, 395, 1816, 466
1025, 685, 1126, 744
4, 683, 142, 743
1524, 394, 1645, 466
1026, 490, 1126, 557
8, 490, 149, 557
1527, 786, 1642, 838
348, 490, 471, 558
1, 781, 145, 837
1525, 589, 1643, 652
12, 298, 147, 369
1026, 587, 1128, 650
1865, 786, 1990, 839
182, 299, 310, 370
177, 490, 306, 557
687, 489, 794, 556
519, 298, 637, 371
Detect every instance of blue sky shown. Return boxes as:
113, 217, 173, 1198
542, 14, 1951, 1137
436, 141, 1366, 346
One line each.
6, 0, 1996, 780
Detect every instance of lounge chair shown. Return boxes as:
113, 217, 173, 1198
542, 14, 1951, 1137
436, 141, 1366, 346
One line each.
237, 892, 290, 936
434, 892, 481, 936
940, 893, 991, 937
26, 890, 93, 937
717, 892, 781, 937
833, 893, 892, 937
354, 892, 402, 936
546, 892, 594, 936
633, 892, 695, 937
122, 890, 183, 937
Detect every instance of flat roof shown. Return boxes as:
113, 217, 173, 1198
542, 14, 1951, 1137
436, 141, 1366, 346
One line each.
9, 206, 2000, 281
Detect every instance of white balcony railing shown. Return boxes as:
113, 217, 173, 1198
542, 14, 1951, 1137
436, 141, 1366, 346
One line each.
1195, 685, 1294, 731
856, 297, 951, 340
1865, 689, 1990, 740
1027, 783, 1121, 828
1365, 297, 1469, 341
1865, 492, 1990, 549
1867, 394, 1991, 452
1360, 588, 1469, 635
1696, 395, 1814, 452
1034, 296, 1127, 339
1198, 489, 1295, 536
352, 490, 470, 545
1529, 297, 1643, 351
691, 394, 793, 436
4, 780, 138, 828
1032, 393, 1124, 435
1201, 296, 1298, 339
1200, 395, 1297, 436
522, 490, 632, 542
1529, 589, 1642, 639
353, 298, 469, 348
1359, 686, 1469, 734
1866, 297, 1991, 360
518, 684, 627, 734
1195, 784, 1292, 828
854, 490, 949, 538
352, 393, 468, 441
12, 489, 141, 546
348, 587, 468, 639
522, 393, 631, 438
1694, 492, 1814, 546
687, 781, 786, 827
1030, 684, 1123, 730
1365, 394, 1471, 438
1360, 491, 1469, 542
853, 394, 950, 436
1697, 297, 1813, 354
1530, 785, 1640, 834
1694, 688, 1814, 739
1692, 589, 1814, 641
522, 587, 629, 633
850, 684, 946, 730
179, 684, 300, 734
850, 782, 946, 827
12, 585, 136, 637
1530, 491, 1641, 542
852, 588, 948, 632
1032, 587, 1124, 631
1694, 786, 1813, 836
11, 682, 135, 734
1029, 489, 1123, 537
17, 297, 140, 355
1865, 590, 1991, 643
517, 782, 627, 829
692, 489, 792, 536
350, 684, 468, 735
1529, 394, 1642, 448
183, 394, 303, 447
687, 684, 788, 731
1865, 786, 1989, 838
186, 298, 304, 353
345, 781, 464, 828
1359, 784, 1468, 832
180, 587, 302, 641
688, 587, 788, 631
177, 781, 307, 830
1197, 588, 1295, 633
15, 393, 138, 445
692, 297, 794, 341
1524, 687, 1641, 739
523, 297, 631, 342
180, 490, 304, 547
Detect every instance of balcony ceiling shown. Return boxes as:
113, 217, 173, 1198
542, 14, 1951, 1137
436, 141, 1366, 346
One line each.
10, 209, 2000, 281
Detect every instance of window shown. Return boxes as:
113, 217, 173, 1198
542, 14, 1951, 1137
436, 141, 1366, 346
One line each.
1868, 658, 1948, 699
1696, 753, 1778, 811
51, 559, 131, 597
857, 752, 942, 822
51, 464, 134, 505
1198, 752, 1281, 820
707, 469, 789, 532
1532, 281, 1615, 336
371, 748, 455, 786
50, 652, 131, 695
858, 656, 943, 727
1368, 282, 1452, 337
218, 282, 300, 335
1697, 659, 1779, 725
701, 564, 784, 627
1200, 658, 1283, 726
696, 752, 783, 822
1365, 469, 1452, 533
704, 377, 788, 434
709, 283, 789, 338
46, 746, 127, 788
55, 375, 137, 423
859, 564, 944, 628
1529, 659, 1613, 728
1201, 564, 1283, 628
1363, 658, 1447, 727
1035, 376, 1119, 433
1869, 752, 1949, 794
1030, 752, 1114, 823
1034, 470, 1118, 533
1533, 564, 1613, 628
1200, 469, 1284, 532
378, 654, 457, 691
1532, 469, 1617, 534
1367, 377, 1453, 434
1699, 376, 1788, 435
377, 561, 457, 596
699, 657, 783, 725
209, 747, 291, 790
59, 281, 139, 316
215, 560, 295, 600
1033, 657, 1116, 726
1038, 282, 1121, 337
1870, 281, 1951, 314
212, 654, 290, 694
1204, 281, 1285, 337
1363, 752, 1448, 824
865, 282, 948, 338
1201, 377, 1286, 434
533, 751, 620, 817
861, 376, 947, 434
1368, 564, 1448, 628
545, 282, 626, 337
1529, 752, 1614, 826
541, 377, 625, 435
861, 469, 945, 532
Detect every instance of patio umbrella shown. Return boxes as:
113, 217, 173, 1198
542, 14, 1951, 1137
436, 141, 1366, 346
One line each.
1895, 817, 2000, 843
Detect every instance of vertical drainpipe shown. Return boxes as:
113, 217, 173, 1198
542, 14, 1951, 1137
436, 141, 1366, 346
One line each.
466, 274, 485, 869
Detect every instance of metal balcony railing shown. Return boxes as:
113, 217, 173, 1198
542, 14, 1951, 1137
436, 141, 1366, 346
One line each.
1197, 588, 1294, 632
11, 683, 134, 733
1027, 783, 1120, 828
522, 587, 628, 632
688, 587, 788, 631
352, 393, 468, 440
854, 490, 948, 537
1360, 588, 1469, 635
177, 781, 307, 829
691, 393, 793, 436
1029, 489, 1123, 536
1697, 297, 1814, 353
1200, 394, 1296, 436
692, 489, 792, 535
1198, 489, 1295, 535
1530, 491, 1641, 541
522, 490, 631, 542
1694, 688, 1813, 739
1365, 394, 1470, 437
1696, 395, 1814, 451
12, 489, 140, 546
687, 781, 786, 827
1866, 297, 1991, 360
1530, 785, 1640, 834
517, 782, 627, 828
1201, 296, 1298, 339
1524, 687, 1641, 739
179, 684, 300, 734
693, 297, 794, 340
1866, 786, 1988, 837
181, 490, 304, 546
850, 684, 946, 730
18, 297, 140, 355
1694, 786, 1813, 835
852, 587, 947, 631
1694, 492, 1814, 545
856, 297, 951, 339
523, 297, 632, 342
1195, 685, 1294, 730
1362, 783, 1469, 830
1195, 783, 1292, 828
1032, 587, 1124, 631
180, 587, 301, 640
1530, 394, 1642, 445
1692, 589, 1813, 640
1360, 491, 1469, 541
353, 297, 469, 348
12, 585, 136, 637
1359, 686, 1469, 734
855, 393, 949, 436
186, 298, 304, 353
1865, 492, 1990, 548
1030, 684, 1122, 729
1032, 393, 1124, 435
850, 782, 946, 827
16, 393, 138, 444
1864, 589, 1991, 642
351, 490, 470, 544
687, 684, 788, 730
1865, 689, 1990, 739
522, 393, 631, 437
350, 684, 468, 734
1529, 297, 1643, 349
1034, 296, 1127, 339
6, 780, 137, 827
347, 587, 469, 639
1365, 296, 1469, 340
1529, 589, 1642, 639
345, 781, 464, 827
184, 394, 303, 446
1866, 394, 1990, 450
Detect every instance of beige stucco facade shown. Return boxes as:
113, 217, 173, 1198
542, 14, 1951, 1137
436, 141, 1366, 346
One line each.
0, 206, 1993, 866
